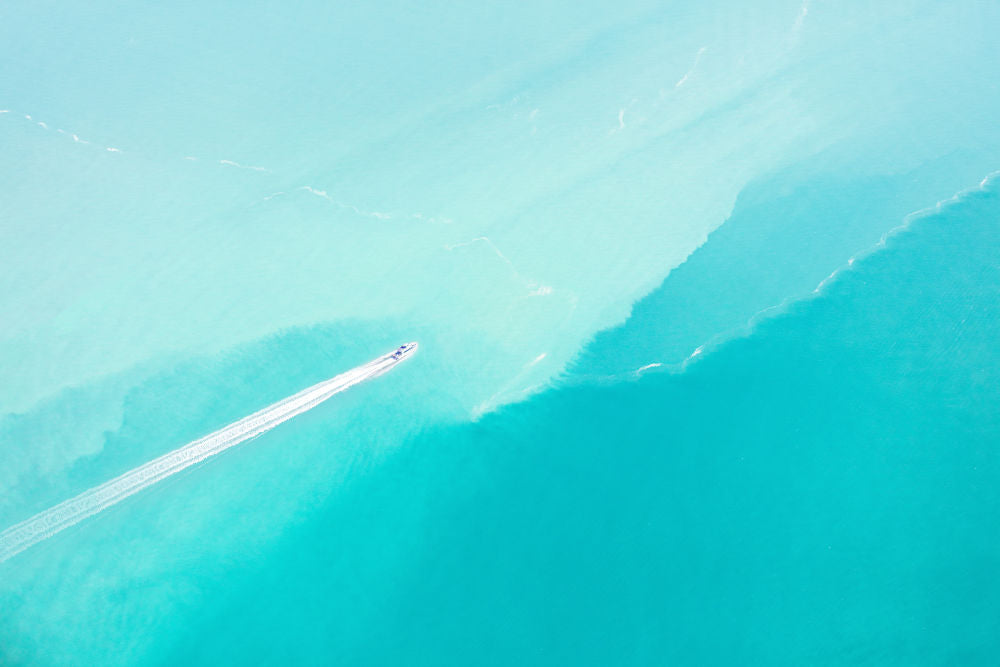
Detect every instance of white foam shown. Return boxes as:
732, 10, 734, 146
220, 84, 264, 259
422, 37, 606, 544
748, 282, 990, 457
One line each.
0, 347, 413, 564
106, 147, 122, 153
412, 212, 454, 224
808, 169, 1000, 299
444, 236, 517, 271
445, 237, 559, 300
219, 159, 268, 172
675, 47, 707, 88
444, 236, 534, 287
302, 185, 330, 199
674, 170, 1000, 374
301, 185, 399, 220
610, 101, 638, 134
486, 94, 522, 111
302, 185, 453, 224
792, 0, 809, 34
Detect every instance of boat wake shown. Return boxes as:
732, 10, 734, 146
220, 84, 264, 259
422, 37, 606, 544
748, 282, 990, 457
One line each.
0, 343, 417, 564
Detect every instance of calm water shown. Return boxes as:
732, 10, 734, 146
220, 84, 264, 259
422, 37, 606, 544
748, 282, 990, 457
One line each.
2, 1, 999, 664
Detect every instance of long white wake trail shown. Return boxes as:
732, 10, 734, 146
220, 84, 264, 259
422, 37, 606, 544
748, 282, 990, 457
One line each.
0, 344, 417, 564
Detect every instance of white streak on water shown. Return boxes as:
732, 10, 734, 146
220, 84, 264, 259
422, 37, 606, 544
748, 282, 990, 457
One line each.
410, 212, 453, 224
793, 0, 809, 34
475, 350, 551, 417
671, 170, 1000, 373
219, 159, 269, 172
810, 170, 1000, 297
675, 47, 707, 88
444, 236, 529, 285
5, 112, 451, 226
609, 99, 638, 134
445, 236, 559, 302
0, 348, 413, 564
300, 185, 394, 220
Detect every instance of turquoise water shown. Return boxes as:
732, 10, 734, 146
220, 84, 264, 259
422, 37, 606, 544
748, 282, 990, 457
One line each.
2, 1, 1000, 664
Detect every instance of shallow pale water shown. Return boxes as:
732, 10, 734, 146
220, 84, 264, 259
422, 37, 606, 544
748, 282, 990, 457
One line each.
2, 1, 1000, 665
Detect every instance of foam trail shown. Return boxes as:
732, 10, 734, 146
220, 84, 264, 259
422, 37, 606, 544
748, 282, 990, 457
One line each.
0, 345, 417, 563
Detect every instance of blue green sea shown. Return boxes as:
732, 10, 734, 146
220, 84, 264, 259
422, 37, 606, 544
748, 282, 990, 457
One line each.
2, 1, 1000, 664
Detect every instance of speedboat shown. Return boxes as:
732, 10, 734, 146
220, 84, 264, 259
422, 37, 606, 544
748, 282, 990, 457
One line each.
391, 342, 418, 360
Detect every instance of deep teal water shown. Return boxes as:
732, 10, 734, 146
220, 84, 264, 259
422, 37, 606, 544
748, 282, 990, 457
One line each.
168, 180, 1000, 666
3, 2, 1000, 665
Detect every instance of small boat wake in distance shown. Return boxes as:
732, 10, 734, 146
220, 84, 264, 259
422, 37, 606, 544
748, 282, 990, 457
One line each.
0, 343, 418, 564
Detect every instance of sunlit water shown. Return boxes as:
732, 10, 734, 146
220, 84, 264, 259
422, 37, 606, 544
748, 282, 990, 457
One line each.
2, 1, 999, 664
